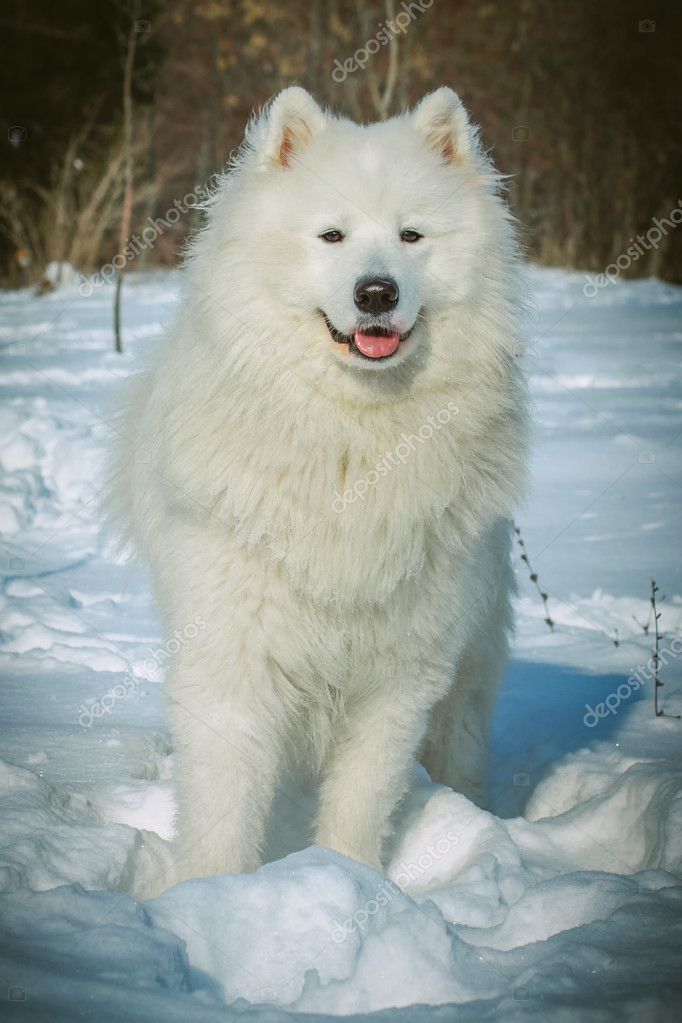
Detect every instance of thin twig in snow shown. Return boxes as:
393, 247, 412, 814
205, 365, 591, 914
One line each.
513, 523, 554, 630
651, 579, 680, 720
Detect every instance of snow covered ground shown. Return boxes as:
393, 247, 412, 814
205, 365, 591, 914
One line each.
0, 267, 681, 1021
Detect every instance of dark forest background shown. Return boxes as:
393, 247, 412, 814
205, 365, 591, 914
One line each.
1, 0, 681, 287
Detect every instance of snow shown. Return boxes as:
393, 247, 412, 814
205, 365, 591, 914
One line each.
0, 267, 681, 1021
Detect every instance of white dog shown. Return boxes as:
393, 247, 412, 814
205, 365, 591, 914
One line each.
107, 86, 528, 886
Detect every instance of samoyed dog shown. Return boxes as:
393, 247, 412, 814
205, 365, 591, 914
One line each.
108, 86, 528, 886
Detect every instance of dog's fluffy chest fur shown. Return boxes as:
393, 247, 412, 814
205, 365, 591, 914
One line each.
140, 343, 524, 605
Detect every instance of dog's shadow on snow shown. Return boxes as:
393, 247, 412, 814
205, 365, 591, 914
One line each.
487, 658, 644, 818
262, 772, 320, 865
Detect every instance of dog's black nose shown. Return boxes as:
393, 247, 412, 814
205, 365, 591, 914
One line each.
354, 276, 399, 314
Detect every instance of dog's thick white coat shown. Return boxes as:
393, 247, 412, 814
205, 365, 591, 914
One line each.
108, 87, 528, 885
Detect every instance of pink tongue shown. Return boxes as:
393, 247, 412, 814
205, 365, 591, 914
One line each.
354, 330, 400, 359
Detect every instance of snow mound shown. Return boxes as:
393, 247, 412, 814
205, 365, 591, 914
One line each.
40, 261, 82, 291
149, 848, 474, 1013
144, 845, 682, 1017
0, 759, 172, 894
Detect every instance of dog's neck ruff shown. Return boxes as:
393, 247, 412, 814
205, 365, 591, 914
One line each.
158, 341, 526, 605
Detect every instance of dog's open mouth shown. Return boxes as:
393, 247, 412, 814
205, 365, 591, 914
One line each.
322, 315, 413, 361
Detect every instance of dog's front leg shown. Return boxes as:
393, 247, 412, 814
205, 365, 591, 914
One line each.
168, 666, 284, 886
315, 664, 450, 869
148, 526, 293, 889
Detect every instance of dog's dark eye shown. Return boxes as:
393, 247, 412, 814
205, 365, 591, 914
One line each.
319, 229, 344, 243
400, 229, 423, 243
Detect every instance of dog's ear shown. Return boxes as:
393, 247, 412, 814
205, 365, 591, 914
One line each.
255, 87, 326, 170
412, 87, 476, 165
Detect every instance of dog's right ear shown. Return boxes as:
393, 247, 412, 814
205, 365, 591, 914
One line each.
250, 87, 327, 171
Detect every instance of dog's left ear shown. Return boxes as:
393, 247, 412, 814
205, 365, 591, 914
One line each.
256, 87, 327, 170
412, 87, 476, 165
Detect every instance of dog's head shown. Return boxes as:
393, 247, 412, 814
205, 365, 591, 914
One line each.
191, 87, 517, 397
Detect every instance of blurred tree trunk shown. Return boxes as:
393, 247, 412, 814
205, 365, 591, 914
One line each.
114, 0, 140, 354
309, 0, 323, 95
358, 0, 400, 119
514, 0, 533, 227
